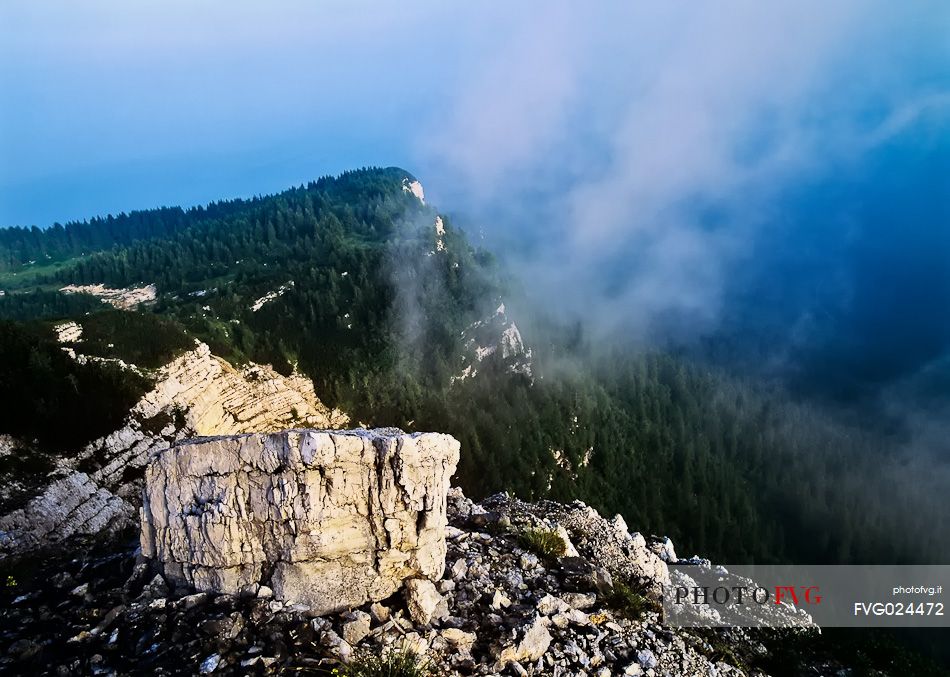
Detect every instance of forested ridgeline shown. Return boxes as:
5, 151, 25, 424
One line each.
0, 167, 945, 567
0, 169, 400, 273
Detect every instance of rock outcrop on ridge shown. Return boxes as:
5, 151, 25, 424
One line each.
140, 429, 460, 615
452, 303, 534, 385
0, 342, 348, 558
59, 283, 158, 310
82, 342, 349, 493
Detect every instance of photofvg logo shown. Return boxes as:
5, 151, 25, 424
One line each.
662, 565, 818, 628
673, 582, 822, 607
662, 564, 950, 628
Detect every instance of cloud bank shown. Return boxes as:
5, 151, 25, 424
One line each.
415, 2, 950, 344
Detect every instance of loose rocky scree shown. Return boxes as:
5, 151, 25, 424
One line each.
0, 486, 832, 676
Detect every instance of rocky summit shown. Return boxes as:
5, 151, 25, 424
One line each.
0, 431, 820, 676
140, 429, 460, 615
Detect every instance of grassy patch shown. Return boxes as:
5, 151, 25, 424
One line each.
709, 637, 748, 671
519, 527, 567, 561
0, 258, 81, 289
605, 581, 659, 620
332, 647, 431, 677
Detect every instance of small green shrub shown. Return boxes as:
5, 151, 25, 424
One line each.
605, 581, 659, 620
710, 641, 747, 671
332, 646, 431, 677
519, 527, 567, 561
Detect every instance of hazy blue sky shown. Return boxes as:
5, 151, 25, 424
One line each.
4, 2, 945, 226
2, 2, 949, 368
1, 1, 471, 226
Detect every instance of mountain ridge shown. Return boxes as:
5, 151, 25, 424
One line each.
0, 167, 946, 570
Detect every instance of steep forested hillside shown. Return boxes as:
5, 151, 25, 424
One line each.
0, 167, 945, 566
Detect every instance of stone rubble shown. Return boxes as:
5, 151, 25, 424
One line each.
53, 321, 84, 343
249, 282, 293, 312
0, 485, 819, 676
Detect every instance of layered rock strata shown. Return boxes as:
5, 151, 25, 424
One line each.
85, 342, 349, 492
0, 342, 348, 558
140, 429, 460, 615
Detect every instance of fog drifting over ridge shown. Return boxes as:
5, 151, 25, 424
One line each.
418, 3, 950, 344
415, 4, 950, 423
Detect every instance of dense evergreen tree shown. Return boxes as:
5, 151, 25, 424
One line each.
0, 321, 151, 452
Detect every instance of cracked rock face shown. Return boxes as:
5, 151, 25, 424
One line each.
140, 429, 459, 615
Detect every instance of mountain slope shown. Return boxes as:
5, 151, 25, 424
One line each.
0, 168, 946, 569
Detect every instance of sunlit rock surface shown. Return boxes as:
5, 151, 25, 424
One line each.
60, 283, 157, 309
140, 428, 460, 615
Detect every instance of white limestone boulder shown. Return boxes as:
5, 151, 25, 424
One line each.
140, 428, 459, 615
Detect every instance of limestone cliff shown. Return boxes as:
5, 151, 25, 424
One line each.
0, 343, 348, 557
81, 342, 348, 493
140, 429, 460, 615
